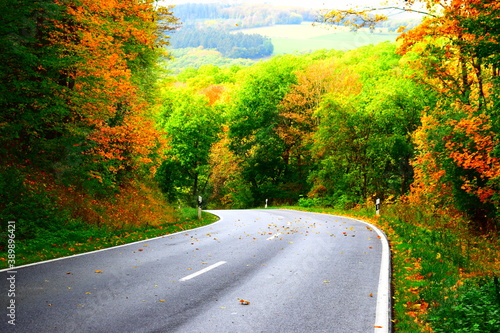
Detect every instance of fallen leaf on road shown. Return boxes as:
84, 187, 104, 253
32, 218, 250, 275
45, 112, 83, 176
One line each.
95, 270, 103, 273
239, 300, 250, 305
323, 281, 331, 283
159, 299, 165, 302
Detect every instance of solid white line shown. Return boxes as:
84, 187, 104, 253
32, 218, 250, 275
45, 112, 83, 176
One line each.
349, 217, 391, 333
0, 215, 224, 273
372, 226, 391, 333
179, 261, 227, 282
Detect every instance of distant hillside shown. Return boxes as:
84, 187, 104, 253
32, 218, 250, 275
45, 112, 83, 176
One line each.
169, 26, 273, 59
166, 2, 422, 60
171, 3, 317, 29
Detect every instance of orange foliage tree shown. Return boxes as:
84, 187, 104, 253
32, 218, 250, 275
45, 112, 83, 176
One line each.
48, 0, 177, 189
398, 0, 500, 225
277, 59, 362, 186
208, 126, 254, 208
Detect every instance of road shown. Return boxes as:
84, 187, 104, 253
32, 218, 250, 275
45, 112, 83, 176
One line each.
1, 209, 391, 333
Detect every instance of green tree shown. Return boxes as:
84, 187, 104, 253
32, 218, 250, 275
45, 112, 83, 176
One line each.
227, 56, 301, 205
0, 0, 68, 162
310, 44, 434, 207
157, 90, 221, 204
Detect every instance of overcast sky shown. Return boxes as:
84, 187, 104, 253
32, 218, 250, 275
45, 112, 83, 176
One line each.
158, 1, 427, 18
159, 0, 390, 10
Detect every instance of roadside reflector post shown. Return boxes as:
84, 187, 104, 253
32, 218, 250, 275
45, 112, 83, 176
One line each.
376, 198, 381, 215
265, 198, 268, 209
197, 196, 203, 220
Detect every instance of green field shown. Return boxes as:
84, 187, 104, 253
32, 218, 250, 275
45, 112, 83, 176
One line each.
237, 23, 399, 54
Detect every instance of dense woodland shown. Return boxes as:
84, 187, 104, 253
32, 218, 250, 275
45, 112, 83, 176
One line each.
168, 3, 305, 58
0, 0, 499, 331
169, 26, 274, 58
156, 44, 432, 210
159, 0, 500, 230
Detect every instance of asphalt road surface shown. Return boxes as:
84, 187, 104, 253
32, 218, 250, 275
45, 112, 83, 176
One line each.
1, 209, 390, 333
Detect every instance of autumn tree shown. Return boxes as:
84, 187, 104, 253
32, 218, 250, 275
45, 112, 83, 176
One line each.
51, 1, 177, 190
227, 55, 302, 205
277, 54, 358, 192
396, 0, 500, 226
310, 43, 433, 207
0, 0, 178, 193
0, 0, 180, 244
208, 126, 254, 208
319, 0, 500, 226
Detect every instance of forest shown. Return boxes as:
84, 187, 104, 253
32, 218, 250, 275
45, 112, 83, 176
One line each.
167, 3, 308, 59
0, 0, 499, 332
156, 44, 431, 210
169, 26, 274, 58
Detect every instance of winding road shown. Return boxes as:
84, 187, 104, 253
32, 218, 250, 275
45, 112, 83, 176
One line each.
1, 209, 391, 332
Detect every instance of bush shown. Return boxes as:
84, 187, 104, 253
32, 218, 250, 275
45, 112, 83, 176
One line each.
297, 197, 317, 208
429, 277, 500, 333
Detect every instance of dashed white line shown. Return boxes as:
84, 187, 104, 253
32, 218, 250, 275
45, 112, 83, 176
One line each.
179, 261, 227, 282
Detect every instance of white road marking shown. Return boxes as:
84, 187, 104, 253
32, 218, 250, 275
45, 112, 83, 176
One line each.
373, 226, 391, 333
179, 261, 227, 282
0, 215, 224, 273
350, 217, 391, 333
266, 232, 282, 240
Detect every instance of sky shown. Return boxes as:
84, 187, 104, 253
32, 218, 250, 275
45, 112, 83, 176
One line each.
159, 0, 383, 9
158, 0, 425, 18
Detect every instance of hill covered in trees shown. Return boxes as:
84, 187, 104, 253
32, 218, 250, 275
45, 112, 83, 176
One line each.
168, 2, 421, 60
169, 26, 273, 59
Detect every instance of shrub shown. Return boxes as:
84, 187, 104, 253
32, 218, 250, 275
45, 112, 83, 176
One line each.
429, 277, 500, 333
297, 197, 317, 208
